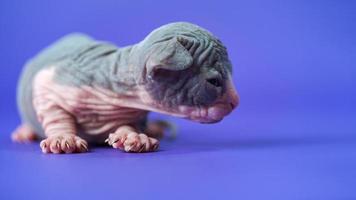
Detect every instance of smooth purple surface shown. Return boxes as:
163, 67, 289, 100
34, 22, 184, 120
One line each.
0, 0, 355, 199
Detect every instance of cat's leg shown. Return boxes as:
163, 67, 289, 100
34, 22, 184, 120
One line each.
105, 125, 159, 153
34, 98, 88, 154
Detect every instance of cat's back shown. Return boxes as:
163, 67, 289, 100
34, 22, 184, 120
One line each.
17, 33, 96, 134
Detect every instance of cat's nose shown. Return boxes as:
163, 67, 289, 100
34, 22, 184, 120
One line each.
230, 102, 236, 109
229, 96, 239, 109
230, 92, 240, 109
227, 90, 239, 110
225, 78, 239, 111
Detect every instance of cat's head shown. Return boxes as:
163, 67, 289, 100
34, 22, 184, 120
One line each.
137, 22, 239, 123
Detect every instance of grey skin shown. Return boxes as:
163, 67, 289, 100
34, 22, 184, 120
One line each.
17, 22, 237, 143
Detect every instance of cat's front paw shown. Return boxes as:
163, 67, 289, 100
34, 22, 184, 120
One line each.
40, 134, 88, 154
106, 132, 159, 153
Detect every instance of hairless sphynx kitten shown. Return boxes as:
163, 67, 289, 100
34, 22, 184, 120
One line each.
12, 22, 239, 153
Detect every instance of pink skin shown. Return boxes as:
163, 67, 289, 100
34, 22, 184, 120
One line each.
14, 66, 238, 154
30, 67, 155, 153
105, 125, 159, 152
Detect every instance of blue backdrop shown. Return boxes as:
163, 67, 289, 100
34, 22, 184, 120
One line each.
0, 0, 355, 200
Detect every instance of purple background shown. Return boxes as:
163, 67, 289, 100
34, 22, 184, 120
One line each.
0, 0, 355, 199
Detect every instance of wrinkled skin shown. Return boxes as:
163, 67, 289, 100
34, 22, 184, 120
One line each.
13, 22, 239, 153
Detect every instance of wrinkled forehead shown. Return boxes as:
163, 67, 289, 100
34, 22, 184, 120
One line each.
145, 22, 211, 39
144, 22, 223, 49
143, 22, 232, 73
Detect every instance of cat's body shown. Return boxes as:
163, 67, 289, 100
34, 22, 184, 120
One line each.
13, 22, 239, 153
18, 34, 148, 143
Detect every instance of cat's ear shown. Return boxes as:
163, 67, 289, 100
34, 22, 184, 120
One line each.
146, 37, 194, 80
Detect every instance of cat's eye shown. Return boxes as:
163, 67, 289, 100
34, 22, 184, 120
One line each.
207, 78, 222, 87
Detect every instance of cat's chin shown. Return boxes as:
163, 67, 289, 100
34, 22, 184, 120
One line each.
195, 117, 223, 124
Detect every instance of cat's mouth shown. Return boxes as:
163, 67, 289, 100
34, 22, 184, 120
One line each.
179, 101, 236, 123
185, 85, 239, 123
